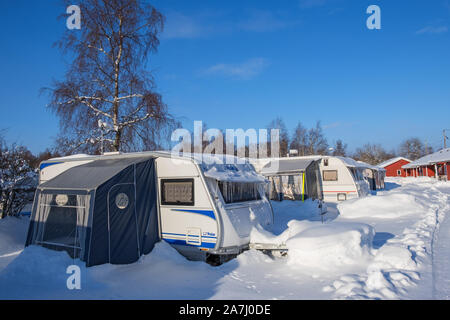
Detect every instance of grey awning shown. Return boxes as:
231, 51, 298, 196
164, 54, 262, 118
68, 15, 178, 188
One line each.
39, 156, 153, 192
260, 159, 315, 176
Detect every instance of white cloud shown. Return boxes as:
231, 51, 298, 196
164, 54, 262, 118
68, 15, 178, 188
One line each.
415, 25, 448, 35
202, 58, 269, 80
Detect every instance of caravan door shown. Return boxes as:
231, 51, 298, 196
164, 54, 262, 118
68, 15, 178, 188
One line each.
108, 184, 139, 264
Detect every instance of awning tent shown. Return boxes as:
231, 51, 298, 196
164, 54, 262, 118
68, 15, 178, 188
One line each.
259, 159, 323, 201
25, 156, 159, 267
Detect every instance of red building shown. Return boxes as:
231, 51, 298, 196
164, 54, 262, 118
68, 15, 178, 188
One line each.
378, 157, 412, 177
402, 148, 450, 181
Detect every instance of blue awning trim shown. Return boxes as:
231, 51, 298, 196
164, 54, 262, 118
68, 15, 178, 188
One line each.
39, 162, 63, 170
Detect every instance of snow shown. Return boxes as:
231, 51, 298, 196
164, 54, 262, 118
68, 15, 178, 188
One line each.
49, 154, 91, 160
0, 217, 29, 270
0, 177, 449, 300
403, 148, 450, 168
286, 222, 374, 271
338, 193, 426, 219
378, 157, 411, 168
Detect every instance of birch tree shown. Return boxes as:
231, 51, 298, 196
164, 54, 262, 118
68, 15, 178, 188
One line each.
46, 0, 174, 153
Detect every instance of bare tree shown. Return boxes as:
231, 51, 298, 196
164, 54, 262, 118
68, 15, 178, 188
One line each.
399, 138, 427, 160
290, 122, 308, 156
267, 117, 290, 157
353, 143, 395, 165
45, 0, 174, 153
332, 139, 347, 157
306, 121, 329, 155
0, 140, 37, 218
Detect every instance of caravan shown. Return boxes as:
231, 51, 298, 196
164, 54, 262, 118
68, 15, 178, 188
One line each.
252, 156, 371, 203
26, 152, 274, 266
250, 157, 324, 202
318, 156, 371, 202
357, 161, 386, 191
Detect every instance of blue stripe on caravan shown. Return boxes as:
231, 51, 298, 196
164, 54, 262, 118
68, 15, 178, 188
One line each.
163, 238, 216, 249
171, 209, 216, 220
39, 162, 63, 170
162, 232, 217, 239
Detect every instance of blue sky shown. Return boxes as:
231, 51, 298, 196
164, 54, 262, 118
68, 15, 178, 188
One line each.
0, 0, 449, 154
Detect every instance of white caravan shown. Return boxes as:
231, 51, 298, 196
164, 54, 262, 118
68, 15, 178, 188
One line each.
319, 156, 370, 202
37, 151, 274, 264
251, 156, 370, 203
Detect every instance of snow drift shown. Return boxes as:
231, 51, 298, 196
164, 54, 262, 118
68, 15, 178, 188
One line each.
337, 193, 426, 219
286, 222, 375, 270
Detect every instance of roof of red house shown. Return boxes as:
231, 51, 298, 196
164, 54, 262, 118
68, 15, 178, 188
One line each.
403, 148, 450, 169
378, 157, 411, 168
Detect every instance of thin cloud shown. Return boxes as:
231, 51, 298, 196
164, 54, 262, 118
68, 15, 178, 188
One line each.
415, 25, 448, 35
202, 58, 269, 80
299, 0, 327, 9
161, 10, 297, 40
161, 12, 214, 39
238, 10, 295, 32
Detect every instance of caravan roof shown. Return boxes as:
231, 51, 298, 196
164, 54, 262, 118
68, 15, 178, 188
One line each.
356, 161, 386, 172
39, 156, 152, 192
259, 158, 316, 175
42, 151, 265, 184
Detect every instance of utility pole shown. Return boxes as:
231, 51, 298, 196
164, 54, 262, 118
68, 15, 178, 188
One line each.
444, 130, 447, 149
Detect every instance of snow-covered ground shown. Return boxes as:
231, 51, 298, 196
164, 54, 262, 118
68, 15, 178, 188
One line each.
0, 177, 449, 300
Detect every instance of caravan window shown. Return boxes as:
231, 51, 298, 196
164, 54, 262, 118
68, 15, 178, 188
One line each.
323, 170, 338, 181
218, 181, 262, 204
161, 179, 194, 206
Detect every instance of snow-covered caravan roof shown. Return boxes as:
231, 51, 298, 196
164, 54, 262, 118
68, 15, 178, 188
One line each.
334, 156, 368, 168
357, 161, 386, 172
42, 151, 266, 184
378, 157, 411, 168
403, 148, 450, 169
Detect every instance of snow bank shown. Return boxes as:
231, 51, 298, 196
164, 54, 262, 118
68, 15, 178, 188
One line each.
372, 245, 417, 271
250, 199, 375, 272
286, 222, 375, 271
338, 193, 426, 219
0, 217, 29, 269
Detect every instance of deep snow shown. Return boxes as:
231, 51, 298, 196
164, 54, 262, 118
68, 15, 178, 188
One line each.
0, 177, 449, 300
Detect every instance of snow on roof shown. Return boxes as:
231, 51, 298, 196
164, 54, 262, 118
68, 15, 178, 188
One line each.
356, 161, 386, 171
45, 151, 266, 184
378, 157, 411, 168
190, 153, 266, 183
49, 154, 91, 161
335, 156, 367, 168
402, 148, 450, 169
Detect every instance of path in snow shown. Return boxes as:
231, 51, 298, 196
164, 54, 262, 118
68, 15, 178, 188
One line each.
432, 185, 450, 300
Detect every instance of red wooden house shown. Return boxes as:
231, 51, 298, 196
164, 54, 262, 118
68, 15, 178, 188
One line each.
402, 148, 450, 181
378, 157, 412, 177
